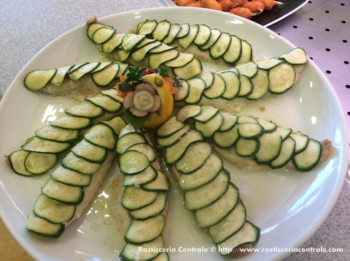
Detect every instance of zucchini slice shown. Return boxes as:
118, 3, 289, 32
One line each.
269, 136, 296, 169
123, 166, 157, 187
293, 139, 322, 171
92, 62, 120, 87
137, 20, 158, 35
179, 154, 223, 190
26, 213, 64, 238
24, 69, 57, 91
220, 71, 240, 100
208, 200, 246, 244
163, 23, 181, 45
238, 122, 264, 139
62, 152, 101, 175
217, 221, 260, 255
24, 152, 57, 175
121, 34, 145, 52
126, 143, 157, 163
156, 117, 186, 137
218, 112, 238, 132
22, 137, 70, 154
199, 29, 221, 51
194, 183, 239, 228
290, 131, 309, 154
84, 123, 116, 150
195, 112, 223, 138
176, 23, 190, 38
234, 138, 260, 157
125, 215, 165, 244
175, 104, 202, 123
35, 125, 79, 143
213, 124, 239, 148
173, 57, 202, 80
142, 171, 170, 191
50, 165, 92, 187
120, 235, 164, 261
164, 52, 194, 68
222, 35, 242, 64
280, 47, 308, 65
149, 49, 180, 69
201, 72, 215, 89
255, 133, 283, 164
246, 69, 269, 100
50, 114, 91, 130
42, 179, 84, 205
121, 186, 158, 210
237, 74, 253, 97
152, 20, 171, 41
65, 101, 104, 119
184, 78, 206, 104
116, 132, 147, 154
91, 27, 115, 44
7, 150, 31, 176
33, 194, 75, 224
269, 62, 296, 94
165, 130, 203, 165
193, 24, 211, 46
119, 150, 150, 175
129, 192, 167, 220
255, 58, 283, 70
194, 105, 219, 123
131, 41, 162, 62
256, 118, 277, 133
203, 73, 226, 99
50, 66, 72, 86
184, 169, 229, 211
86, 94, 122, 113
177, 24, 199, 49
71, 139, 107, 163
173, 79, 189, 102
102, 33, 125, 54
69, 62, 99, 81
156, 124, 191, 148
209, 32, 231, 60
175, 142, 212, 174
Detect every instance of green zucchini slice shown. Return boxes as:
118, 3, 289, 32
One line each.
121, 186, 158, 210
24, 69, 57, 91
217, 221, 260, 255
179, 154, 223, 190
184, 169, 229, 211
125, 215, 165, 244
24, 152, 57, 175
26, 213, 64, 238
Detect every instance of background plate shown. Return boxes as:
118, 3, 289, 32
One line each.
0, 7, 348, 261
157, 0, 308, 27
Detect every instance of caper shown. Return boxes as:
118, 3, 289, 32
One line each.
155, 78, 163, 86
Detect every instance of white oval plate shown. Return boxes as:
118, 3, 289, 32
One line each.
0, 7, 348, 261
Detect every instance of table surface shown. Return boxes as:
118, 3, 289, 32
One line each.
0, 0, 349, 260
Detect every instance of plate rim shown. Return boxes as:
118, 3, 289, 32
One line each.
0, 6, 348, 261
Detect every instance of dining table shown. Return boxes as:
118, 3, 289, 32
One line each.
0, 0, 349, 260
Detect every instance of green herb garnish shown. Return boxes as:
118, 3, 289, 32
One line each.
124, 108, 150, 130
157, 65, 169, 77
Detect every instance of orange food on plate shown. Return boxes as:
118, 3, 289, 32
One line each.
172, 0, 283, 20
187, 1, 201, 7
230, 7, 255, 19
176, 0, 197, 6
253, 0, 281, 10
242, 1, 264, 14
231, 0, 247, 7
218, 0, 237, 12
200, 0, 222, 11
